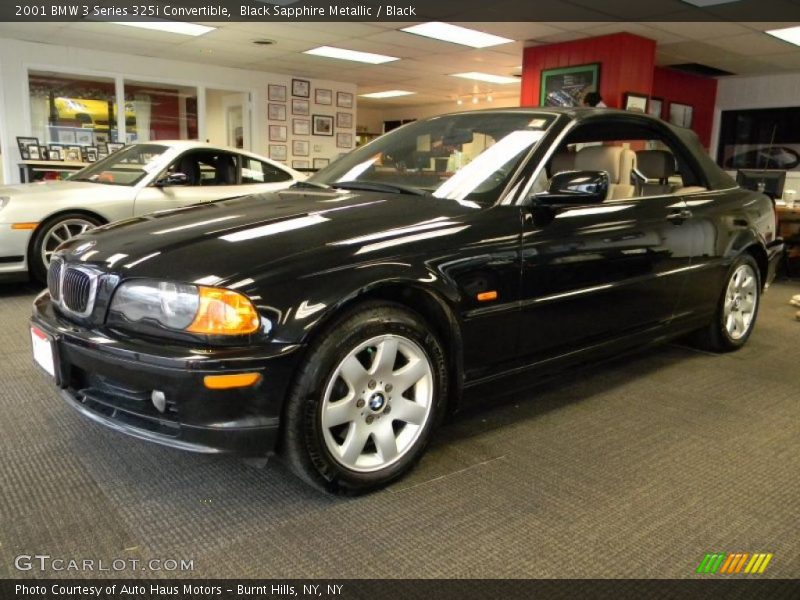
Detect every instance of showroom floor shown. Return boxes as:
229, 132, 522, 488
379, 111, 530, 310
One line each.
1, 281, 798, 579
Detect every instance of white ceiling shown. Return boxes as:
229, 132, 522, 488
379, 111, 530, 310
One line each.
2, 20, 800, 107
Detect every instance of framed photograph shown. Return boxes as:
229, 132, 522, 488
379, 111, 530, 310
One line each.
97, 152, 109, 161
56, 129, 76, 145
669, 102, 694, 128
649, 97, 664, 119
268, 103, 286, 121
269, 125, 287, 142
48, 144, 64, 161
40, 145, 50, 161
85, 146, 99, 162
624, 92, 648, 113
292, 139, 310, 157
313, 157, 330, 169
312, 114, 334, 136
269, 144, 287, 161
292, 159, 310, 169
65, 147, 82, 162
336, 91, 354, 109
17, 136, 39, 159
292, 78, 310, 98
293, 119, 311, 136
27, 144, 41, 160
94, 131, 109, 144
268, 84, 287, 102
106, 142, 125, 153
315, 88, 332, 105
292, 99, 310, 116
336, 112, 353, 129
336, 132, 353, 149
539, 63, 601, 107
75, 130, 93, 146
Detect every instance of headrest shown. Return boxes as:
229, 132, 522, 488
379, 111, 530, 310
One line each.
550, 151, 575, 174
636, 150, 676, 179
575, 146, 635, 184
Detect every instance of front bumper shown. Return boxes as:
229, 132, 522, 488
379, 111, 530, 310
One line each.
0, 224, 32, 274
31, 292, 303, 456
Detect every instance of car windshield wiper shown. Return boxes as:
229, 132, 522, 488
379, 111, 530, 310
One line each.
332, 180, 431, 197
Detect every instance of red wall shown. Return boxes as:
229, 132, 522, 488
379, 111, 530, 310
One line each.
520, 33, 656, 110
652, 66, 718, 149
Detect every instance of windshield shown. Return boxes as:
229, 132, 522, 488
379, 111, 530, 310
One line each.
309, 112, 555, 205
70, 144, 170, 186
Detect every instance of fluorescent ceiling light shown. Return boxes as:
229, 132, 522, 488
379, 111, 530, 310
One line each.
304, 46, 398, 64
401, 22, 513, 48
359, 90, 416, 98
451, 72, 520, 85
113, 21, 215, 37
766, 25, 800, 47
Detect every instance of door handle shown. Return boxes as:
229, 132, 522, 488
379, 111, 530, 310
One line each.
667, 208, 693, 223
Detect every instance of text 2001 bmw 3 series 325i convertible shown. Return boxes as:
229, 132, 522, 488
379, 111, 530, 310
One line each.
30, 108, 783, 494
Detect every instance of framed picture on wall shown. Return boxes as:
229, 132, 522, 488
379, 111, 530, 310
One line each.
336, 132, 353, 149
269, 144, 287, 161
75, 130, 93, 146
292, 98, 310, 116
313, 157, 330, 169
292, 139, 310, 156
624, 92, 648, 113
539, 63, 601, 107
269, 125, 287, 142
292, 78, 310, 98
315, 88, 333, 105
669, 102, 694, 128
649, 97, 664, 119
292, 159, 310, 169
336, 112, 353, 128
16, 136, 39, 159
268, 84, 287, 102
268, 103, 286, 121
293, 119, 310, 136
312, 114, 334, 136
336, 92, 353, 108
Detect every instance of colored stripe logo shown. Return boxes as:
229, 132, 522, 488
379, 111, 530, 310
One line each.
696, 553, 773, 574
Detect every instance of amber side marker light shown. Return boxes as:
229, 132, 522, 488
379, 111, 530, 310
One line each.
477, 290, 498, 302
204, 372, 262, 390
187, 286, 260, 335
11, 222, 39, 230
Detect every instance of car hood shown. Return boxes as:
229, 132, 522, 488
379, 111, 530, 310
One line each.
58, 189, 479, 285
0, 180, 132, 202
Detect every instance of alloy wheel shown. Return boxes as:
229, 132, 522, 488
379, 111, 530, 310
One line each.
723, 263, 758, 340
40, 218, 96, 267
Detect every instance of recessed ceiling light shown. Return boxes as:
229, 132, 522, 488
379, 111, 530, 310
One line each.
304, 46, 398, 64
401, 22, 513, 48
112, 21, 215, 37
359, 90, 416, 98
253, 39, 276, 46
451, 72, 520, 85
766, 25, 800, 47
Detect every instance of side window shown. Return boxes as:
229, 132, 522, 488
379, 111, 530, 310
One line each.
165, 151, 239, 186
241, 157, 292, 184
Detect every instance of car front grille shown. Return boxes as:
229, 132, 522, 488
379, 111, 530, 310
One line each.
47, 257, 63, 302
49, 259, 101, 318
62, 268, 92, 314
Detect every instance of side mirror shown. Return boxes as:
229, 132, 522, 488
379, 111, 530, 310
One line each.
155, 172, 188, 187
534, 170, 609, 206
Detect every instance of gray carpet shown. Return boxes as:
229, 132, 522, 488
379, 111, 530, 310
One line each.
1, 280, 798, 579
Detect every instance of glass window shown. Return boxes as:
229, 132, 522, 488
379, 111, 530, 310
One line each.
241, 157, 291, 184
163, 150, 238, 186
123, 80, 198, 143
718, 107, 800, 171
70, 143, 170, 186
28, 71, 119, 148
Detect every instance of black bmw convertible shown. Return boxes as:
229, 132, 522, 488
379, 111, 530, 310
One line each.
31, 108, 783, 494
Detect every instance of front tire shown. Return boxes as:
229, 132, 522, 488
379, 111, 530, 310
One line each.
694, 254, 761, 352
29, 213, 102, 282
282, 302, 448, 495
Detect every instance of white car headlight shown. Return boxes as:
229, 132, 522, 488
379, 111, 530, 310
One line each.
110, 280, 200, 330
0, 196, 10, 211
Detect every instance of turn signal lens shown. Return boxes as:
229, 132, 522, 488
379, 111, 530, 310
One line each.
11, 222, 39, 230
187, 286, 260, 335
204, 372, 262, 389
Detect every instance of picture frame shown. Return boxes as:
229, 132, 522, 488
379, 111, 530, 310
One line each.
292, 139, 310, 157
269, 125, 287, 142
268, 84, 287, 102
313, 157, 330, 169
669, 102, 694, 128
75, 130, 94, 146
48, 144, 64, 161
106, 142, 125, 153
292, 159, 310, 169
27, 144, 41, 160
315, 88, 332, 105
85, 146, 99, 162
293, 119, 310, 136
39, 145, 50, 161
336, 91, 354, 109
94, 131, 109, 144
56, 130, 76, 145
624, 92, 648, 113
336, 132, 353, 149
269, 144, 287, 161
539, 63, 601, 108
292, 78, 310, 98
648, 97, 664, 119
336, 112, 353, 129
292, 99, 310, 116
312, 114, 334, 136
17, 136, 39, 159
268, 103, 286, 121
65, 147, 82, 162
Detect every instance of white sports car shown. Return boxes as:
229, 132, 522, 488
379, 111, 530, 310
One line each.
0, 141, 304, 281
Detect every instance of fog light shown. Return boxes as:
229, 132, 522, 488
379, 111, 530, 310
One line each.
152, 390, 166, 413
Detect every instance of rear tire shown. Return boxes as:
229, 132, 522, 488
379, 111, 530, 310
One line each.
282, 301, 448, 495
693, 253, 761, 352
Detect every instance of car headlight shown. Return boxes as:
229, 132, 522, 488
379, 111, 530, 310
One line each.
0, 196, 10, 211
109, 280, 260, 335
